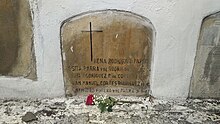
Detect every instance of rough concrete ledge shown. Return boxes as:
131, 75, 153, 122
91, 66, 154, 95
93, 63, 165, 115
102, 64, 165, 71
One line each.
0, 96, 219, 124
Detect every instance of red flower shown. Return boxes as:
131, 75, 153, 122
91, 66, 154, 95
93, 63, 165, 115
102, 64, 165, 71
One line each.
86, 94, 94, 105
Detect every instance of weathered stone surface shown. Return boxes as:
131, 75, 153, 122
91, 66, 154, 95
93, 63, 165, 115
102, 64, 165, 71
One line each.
0, 97, 219, 123
21, 112, 37, 122
0, 0, 36, 80
61, 10, 155, 96
190, 11, 220, 99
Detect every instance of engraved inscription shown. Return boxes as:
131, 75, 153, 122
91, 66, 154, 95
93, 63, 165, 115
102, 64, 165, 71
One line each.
61, 10, 154, 96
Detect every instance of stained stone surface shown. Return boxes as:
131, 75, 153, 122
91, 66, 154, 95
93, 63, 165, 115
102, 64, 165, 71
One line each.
190, 11, 220, 98
0, 97, 219, 123
61, 10, 154, 96
0, 0, 36, 80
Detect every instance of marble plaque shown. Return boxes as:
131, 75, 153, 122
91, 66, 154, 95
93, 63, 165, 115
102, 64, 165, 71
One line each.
61, 10, 155, 96
0, 0, 36, 80
190, 11, 220, 98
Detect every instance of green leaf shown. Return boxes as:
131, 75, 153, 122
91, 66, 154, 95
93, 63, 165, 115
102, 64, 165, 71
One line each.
104, 98, 111, 104
98, 102, 107, 113
109, 97, 116, 102
107, 105, 113, 112
95, 96, 117, 113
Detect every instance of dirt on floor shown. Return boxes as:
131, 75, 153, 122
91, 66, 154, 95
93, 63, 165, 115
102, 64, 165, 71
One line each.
0, 96, 219, 124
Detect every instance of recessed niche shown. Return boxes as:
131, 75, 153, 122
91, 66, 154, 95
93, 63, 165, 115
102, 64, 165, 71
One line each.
0, 0, 36, 80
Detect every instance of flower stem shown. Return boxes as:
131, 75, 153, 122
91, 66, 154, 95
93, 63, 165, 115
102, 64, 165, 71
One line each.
117, 100, 143, 104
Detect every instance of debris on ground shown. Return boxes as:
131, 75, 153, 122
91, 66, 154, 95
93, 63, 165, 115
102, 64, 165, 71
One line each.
0, 96, 219, 124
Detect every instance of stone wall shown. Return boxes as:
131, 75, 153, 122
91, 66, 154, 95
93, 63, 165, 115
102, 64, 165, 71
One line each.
0, 0, 220, 99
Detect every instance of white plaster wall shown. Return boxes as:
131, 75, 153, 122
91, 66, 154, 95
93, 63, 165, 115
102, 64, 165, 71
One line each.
0, 0, 220, 99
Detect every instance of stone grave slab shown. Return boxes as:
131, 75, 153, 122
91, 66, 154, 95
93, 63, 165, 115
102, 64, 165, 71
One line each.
61, 10, 155, 96
190, 11, 220, 98
0, 0, 36, 80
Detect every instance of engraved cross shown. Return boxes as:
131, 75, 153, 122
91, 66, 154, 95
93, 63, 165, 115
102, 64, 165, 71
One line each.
82, 22, 103, 62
